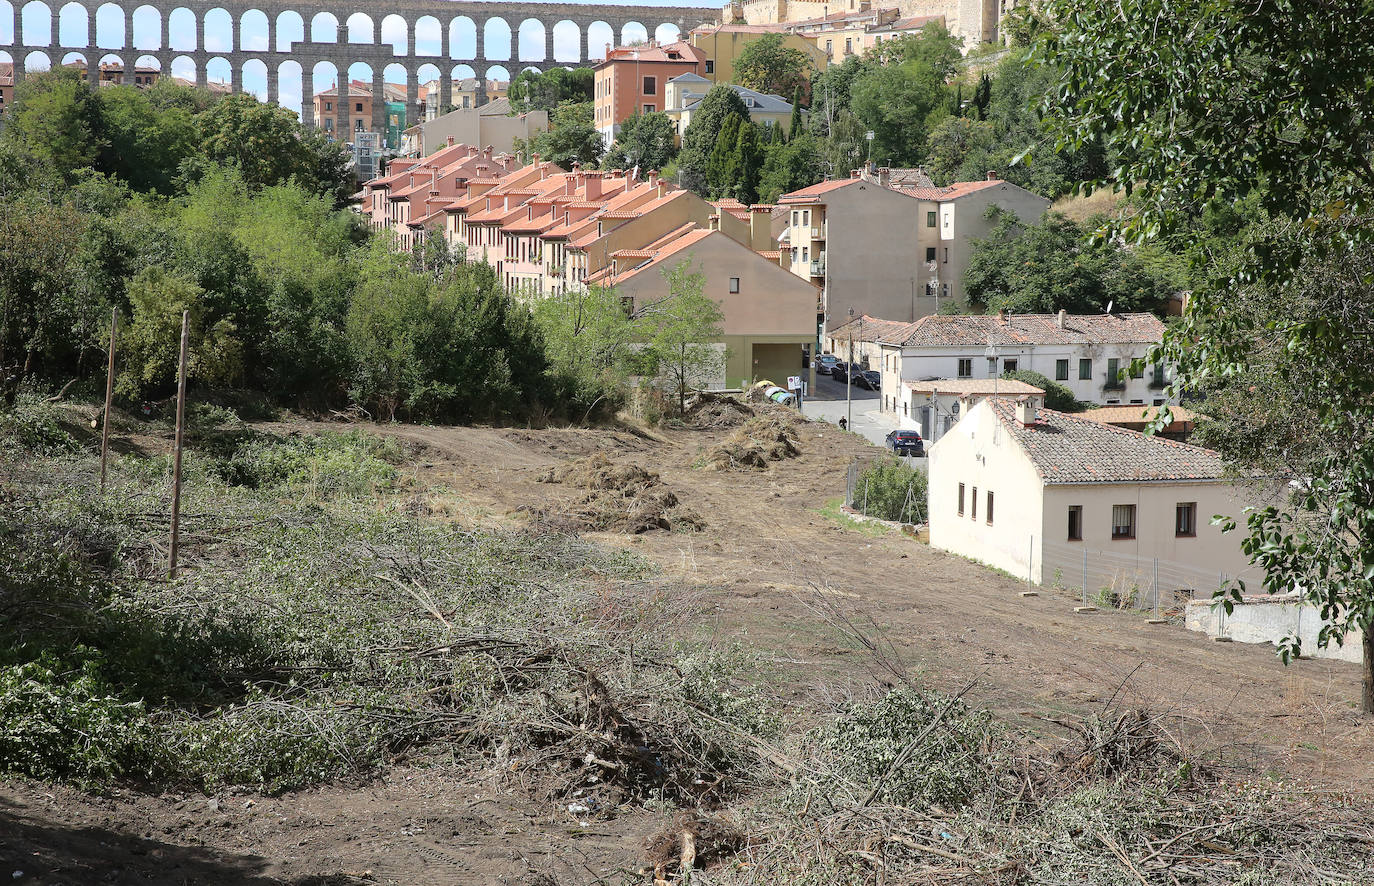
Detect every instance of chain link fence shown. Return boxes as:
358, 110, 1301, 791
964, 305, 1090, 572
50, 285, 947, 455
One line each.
844, 455, 929, 525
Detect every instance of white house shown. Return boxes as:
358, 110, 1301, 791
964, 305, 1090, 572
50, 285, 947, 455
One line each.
899, 378, 1044, 444
875, 310, 1171, 412
928, 398, 1255, 593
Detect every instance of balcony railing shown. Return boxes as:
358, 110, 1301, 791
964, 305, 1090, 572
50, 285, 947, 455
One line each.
809, 260, 826, 276
810, 223, 826, 239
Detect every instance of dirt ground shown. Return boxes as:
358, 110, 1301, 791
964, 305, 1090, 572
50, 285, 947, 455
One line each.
4, 410, 1373, 884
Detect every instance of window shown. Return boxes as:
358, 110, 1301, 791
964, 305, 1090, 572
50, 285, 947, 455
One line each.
942, 247, 949, 263
926, 211, 937, 227
1003, 359, 1018, 374
802, 247, 809, 262
1129, 359, 1144, 379
941, 283, 950, 299
324, 101, 332, 111
355, 102, 363, 112
729, 277, 740, 293
643, 75, 656, 94
1079, 358, 1092, 380
845, 38, 852, 54
1176, 502, 1197, 537
791, 211, 798, 226
971, 487, 978, 520
957, 483, 965, 516
1107, 358, 1121, 386
986, 491, 994, 525
705, 59, 715, 74
1067, 505, 1082, 541
826, 39, 833, 53
1111, 504, 1136, 539
1055, 359, 1069, 381
803, 210, 810, 225
643, 103, 655, 113
957, 358, 973, 378
925, 247, 936, 262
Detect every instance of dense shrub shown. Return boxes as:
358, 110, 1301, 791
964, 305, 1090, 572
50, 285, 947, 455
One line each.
207, 430, 403, 499
854, 456, 928, 523
0, 393, 80, 455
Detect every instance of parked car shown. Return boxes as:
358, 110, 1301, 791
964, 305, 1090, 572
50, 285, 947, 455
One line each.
815, 354, 839, 375
885, 430, 925, 456
832, 362, 850, 383
856, 370, 881, 390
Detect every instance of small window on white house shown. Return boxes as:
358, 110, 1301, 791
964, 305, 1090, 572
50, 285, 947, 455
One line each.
729, 277, 740, 293
1176, 502, 1197, 537
1067, 505, 1083, 541
957, 358, 972, 378
1112, 504, 1136, 539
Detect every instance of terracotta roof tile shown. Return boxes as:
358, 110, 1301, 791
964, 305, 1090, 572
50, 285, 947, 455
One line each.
903, 378, 1045, 395
987, 400, 1225, 485
892, 312, 1166, 348
1081, 405, 1200, 425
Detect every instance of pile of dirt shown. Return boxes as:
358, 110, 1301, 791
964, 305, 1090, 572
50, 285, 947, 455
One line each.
704, 415, 802, 471
673, 391, 756, 430
532, 453, 703, 534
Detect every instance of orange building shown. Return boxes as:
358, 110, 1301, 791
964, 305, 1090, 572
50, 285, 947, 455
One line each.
593, 40, 707, 148
313, 80, 406, 139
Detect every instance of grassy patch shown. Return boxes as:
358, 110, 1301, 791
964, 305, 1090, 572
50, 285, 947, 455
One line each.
818, 497, 893, 537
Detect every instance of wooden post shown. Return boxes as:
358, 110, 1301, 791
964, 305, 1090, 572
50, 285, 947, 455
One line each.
168, 310, 189, 579
1363, 629, 1374, 715
99, 308, 117, 493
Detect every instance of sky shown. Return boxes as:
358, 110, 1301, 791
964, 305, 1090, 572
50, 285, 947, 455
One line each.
0, 3, 686, 115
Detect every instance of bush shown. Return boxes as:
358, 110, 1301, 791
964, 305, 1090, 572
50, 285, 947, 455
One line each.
206, 430, 403, 499
1002, 368, 1085, 412
0, 656, 154, 781
804, 687, 999, 808
854, 456, 928, 523
0, 393, 80, 455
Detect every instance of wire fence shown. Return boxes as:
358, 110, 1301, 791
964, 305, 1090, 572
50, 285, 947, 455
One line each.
1038, 537, 1259, 620
844, 456, 929, 525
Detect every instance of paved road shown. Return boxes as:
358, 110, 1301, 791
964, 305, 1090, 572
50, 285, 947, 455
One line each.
801, 369, 898, 449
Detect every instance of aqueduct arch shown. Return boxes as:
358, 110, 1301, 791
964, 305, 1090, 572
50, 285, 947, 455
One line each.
1, 0, 715, 135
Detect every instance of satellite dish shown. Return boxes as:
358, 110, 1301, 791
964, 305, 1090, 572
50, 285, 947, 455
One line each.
1105, 300, 1114, 315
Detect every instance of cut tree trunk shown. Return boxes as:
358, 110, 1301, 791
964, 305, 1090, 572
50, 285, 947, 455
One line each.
1364, 627, 1373, 715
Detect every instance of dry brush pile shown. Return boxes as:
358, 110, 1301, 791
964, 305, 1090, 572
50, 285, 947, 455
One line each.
532, 453, 704, 534
705, 414, 804, 471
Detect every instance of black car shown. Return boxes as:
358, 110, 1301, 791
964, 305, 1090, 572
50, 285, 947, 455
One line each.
856, 370, 881, 390
831, 361, 851, 383
815, 354, 839, 375
885, 429, 925, 456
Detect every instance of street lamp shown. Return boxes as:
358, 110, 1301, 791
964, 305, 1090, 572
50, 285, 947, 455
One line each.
985, 339, 1000, 396
848, 306, 855, 432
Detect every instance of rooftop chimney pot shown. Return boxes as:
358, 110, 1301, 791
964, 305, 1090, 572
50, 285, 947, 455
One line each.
1057, 309, 1066, 328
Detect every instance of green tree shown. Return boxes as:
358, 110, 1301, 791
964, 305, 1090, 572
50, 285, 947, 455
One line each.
849, 57, 951, 167
1042, 0, 1374, 709
962, 209, 1174, 315
0, 197, 92, 375
94, 85, 198, 193
733, 34, 813, 98
117, 266, 244, 399
643, 262, 725, 415
758, 132, 824, 203
509, 67, 595, 112
788, 85, 804, 140
925, 116, 997, 183
729, 118, 765, 204
1, 68, 102, 179
808, 55, 866, 138
1001, 369, 1083, 413
533, 285, 636, 418
705, 113, 744, 198
517, 102, 604, 169
194, 95, 353, 202
602, 111, 678, 173
677, 85, 750, 194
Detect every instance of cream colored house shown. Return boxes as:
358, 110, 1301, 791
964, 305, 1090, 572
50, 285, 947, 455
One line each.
876, 311, 1171, 408
777, 171, 1049, 332
687, 23, 828, 85
602, 226, 820, 386
928, 398, 1254, 591
898, 377, 1044, 442
664, 75, 797, 143
401, 99, 548, 158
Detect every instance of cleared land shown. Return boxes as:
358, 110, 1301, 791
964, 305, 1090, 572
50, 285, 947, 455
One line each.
2, 400, 1372, 884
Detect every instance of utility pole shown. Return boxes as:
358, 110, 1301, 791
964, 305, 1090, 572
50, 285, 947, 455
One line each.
168, 311, 189, 580
99, 308, 117, 493
847, 306, 855, 431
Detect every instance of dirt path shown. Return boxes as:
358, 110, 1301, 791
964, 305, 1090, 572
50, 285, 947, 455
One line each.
4, 412, 1371, 884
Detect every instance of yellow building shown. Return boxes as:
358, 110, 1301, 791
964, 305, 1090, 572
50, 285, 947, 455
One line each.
688, 23, 828, 87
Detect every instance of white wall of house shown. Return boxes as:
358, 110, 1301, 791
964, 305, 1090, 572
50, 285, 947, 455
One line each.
895, 342, 1170, 406
928, 401, 1048, 581
903, 389, 1045, 441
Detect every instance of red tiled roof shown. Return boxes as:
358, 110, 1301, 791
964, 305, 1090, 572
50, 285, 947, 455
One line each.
598, 40, 706, 66
985, 400, 1225, 485
903, 378, 1044, 396
1081, 405, 1199, 426
826, 315, 922, 344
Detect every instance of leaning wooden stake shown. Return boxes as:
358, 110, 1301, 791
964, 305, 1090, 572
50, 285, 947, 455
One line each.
99, 307, 118, 492
168, 310, 189, 579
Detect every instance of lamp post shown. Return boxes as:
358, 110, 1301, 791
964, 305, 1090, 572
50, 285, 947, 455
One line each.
985, 339, 1000, 396
848, 306, 855, 431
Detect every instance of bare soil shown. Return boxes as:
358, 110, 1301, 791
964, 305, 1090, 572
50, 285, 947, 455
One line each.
4, 410, 1372, 884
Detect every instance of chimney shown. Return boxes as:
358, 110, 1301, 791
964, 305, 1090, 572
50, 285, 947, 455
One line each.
749, 206, 771, 251
447, 135, 455, 146
584, 173, 602, 201
986, 170, 996, 180
709, 213, 721, 232
849, 169, 861, 179
647, 169, 659, 189
1015, 396, 1038, 427
1057, 309, 1066, 328
878, 166, 890, 188
998, 308, 1009, 324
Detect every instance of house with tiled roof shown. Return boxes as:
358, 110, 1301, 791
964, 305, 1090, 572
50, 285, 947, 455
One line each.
599, 220, 820, 387
873, 309, 1171, 412
663, 75, 798, 143
777, 166, 1048, 331
928, 397, 1254, 589
593, 39, 708, 147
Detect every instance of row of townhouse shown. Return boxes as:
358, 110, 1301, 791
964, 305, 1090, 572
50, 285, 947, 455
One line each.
776, 167, 1051, 332
359, 147, 820, 388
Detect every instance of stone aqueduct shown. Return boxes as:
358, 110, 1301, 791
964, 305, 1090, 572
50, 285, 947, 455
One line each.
1, 1, 717, 135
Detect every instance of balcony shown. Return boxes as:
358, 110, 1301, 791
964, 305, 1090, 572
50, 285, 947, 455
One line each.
809, 260, 826, 276
810, 223, 826, 240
